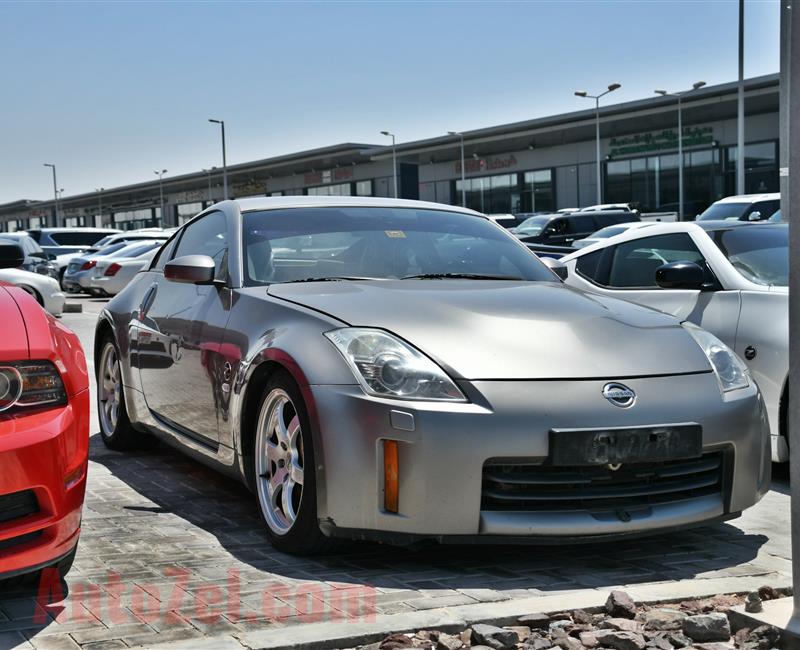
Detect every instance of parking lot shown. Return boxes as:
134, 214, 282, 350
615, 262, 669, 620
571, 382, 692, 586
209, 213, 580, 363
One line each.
0, 294, 791, 650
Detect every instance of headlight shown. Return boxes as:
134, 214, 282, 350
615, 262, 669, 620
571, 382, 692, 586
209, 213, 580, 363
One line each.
0, 361, 67, 412
682, 323, 749, 393
325, 328, 466, 402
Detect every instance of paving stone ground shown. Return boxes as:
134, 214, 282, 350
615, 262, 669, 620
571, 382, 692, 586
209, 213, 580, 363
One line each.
0, 297, 792, 650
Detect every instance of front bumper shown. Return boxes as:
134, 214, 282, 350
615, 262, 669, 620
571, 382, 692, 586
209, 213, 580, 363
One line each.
310, 373, 770, 541
0, 392, 89, 578
44, 289, 66, 316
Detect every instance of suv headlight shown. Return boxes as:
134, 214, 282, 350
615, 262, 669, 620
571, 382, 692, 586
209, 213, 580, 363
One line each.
325, 328, 466, 402
0, 361, 67, 412
682, 323, 750, 393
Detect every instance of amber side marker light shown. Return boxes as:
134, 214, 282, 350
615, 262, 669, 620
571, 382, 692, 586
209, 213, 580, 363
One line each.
383, 440, 399, 513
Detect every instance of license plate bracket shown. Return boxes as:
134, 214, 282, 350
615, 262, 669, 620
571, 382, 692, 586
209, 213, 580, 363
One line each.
548, 425, 702, 466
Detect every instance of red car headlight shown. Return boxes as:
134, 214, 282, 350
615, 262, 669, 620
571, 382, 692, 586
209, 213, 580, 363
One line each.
0, 362, 67, 412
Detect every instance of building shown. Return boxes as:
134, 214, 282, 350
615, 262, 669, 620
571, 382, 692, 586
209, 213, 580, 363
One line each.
0, 74, 779, 232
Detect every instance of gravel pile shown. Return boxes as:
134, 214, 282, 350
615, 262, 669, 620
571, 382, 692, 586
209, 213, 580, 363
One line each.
358, 587, 790, 650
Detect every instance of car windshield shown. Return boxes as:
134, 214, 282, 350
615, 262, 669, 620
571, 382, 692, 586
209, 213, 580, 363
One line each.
242, 207, 554, 285
50, 231, 108, 246
712, 225, 788, 286
589, 225, 628, 239
94, 242, 129, 257
114, 242, 164, 258
513, 216, 550, 236
696, 202, 749, 221
94, 235, 115, 248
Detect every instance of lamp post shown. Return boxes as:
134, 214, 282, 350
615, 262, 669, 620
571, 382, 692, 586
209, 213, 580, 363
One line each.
43, 163, 59, 227
380, 131, 398, 198
737, 0, 745, 195
154, 169, 167, 226
208, 119, 228, 199
574, 83, 622, 205
448, 131, 466, 207
655, 81, 706, 221
95, 188, 104, 227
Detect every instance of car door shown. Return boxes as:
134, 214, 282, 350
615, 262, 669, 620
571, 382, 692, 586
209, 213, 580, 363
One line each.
574, 232, 740, 347
136, 210, 232, 447
540, 217, 570, 245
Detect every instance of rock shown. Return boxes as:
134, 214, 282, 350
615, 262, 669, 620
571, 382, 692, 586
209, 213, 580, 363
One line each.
471, 624, 520, 650
603, 618, 644, 633
549, 620, 573, 635
525, 636, 553, 650
550, 612, 573, 621
666, 632, 692, 648
682, 613, 731, 643
550, 632, 583, 650
606, 590, 638, 619
519, 613, 551, 629
645, 635, 673, 650
380, 633, 415, 649
573, 609, 593, 625
579, 631, 598, 648
435, 633, 463, 650
692, 644, 735, 650
644, 609, 687, 631
757, 586, 781, 602
739, 625, 781, 650
458, 630, 472, 647
593, 630, 647, 650
744, 592, 763, 614
505, 626, 531, 642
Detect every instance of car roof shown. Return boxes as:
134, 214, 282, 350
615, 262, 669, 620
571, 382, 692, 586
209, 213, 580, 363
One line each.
230, 196, 484, 216
714, 193, 780, 204
29, 227, 119, 233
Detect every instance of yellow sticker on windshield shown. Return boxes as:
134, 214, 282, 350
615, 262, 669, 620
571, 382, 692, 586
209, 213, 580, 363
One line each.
385, 230, 406, 238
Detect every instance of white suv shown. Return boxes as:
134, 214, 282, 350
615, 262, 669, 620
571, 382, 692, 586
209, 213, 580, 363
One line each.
696, 193, 780, 222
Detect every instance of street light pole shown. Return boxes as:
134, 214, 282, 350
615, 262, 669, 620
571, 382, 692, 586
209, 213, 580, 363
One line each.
737, 0, 746, 195
43, 163, 59, 227
448, 131, 466, 207
95, 188, 104, 227
208, 119, 228, 199
574, 83, 622, 205
381, 131, 398, 198
655, 81, 706, 220
154, 169, 167, 226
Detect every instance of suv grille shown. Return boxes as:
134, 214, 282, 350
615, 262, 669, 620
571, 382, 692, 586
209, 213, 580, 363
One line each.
481, 452, 724, 513
0, 490, 39, 524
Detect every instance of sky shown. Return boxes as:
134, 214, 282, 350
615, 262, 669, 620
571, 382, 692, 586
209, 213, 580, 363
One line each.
0, 0, 782, 204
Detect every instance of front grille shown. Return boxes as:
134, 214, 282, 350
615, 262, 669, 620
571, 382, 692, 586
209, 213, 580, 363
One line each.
0, 490, 39, 524
481, 452, 724, 513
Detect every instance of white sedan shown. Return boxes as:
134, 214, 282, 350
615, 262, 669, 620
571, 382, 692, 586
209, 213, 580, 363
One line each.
572, 221, 656, 249
0, 267, 65, 316
84, 248, 159, 296
560, 220, 788, 461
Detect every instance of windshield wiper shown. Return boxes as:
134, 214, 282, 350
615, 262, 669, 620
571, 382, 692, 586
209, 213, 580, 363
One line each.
282, 276, 378, 284
401, 272, 522, 281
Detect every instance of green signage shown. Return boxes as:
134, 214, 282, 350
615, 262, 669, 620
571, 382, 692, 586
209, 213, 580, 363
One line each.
608, 126, 714, 158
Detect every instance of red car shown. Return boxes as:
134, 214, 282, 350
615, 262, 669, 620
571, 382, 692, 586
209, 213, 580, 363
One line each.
0, 243, 89, 582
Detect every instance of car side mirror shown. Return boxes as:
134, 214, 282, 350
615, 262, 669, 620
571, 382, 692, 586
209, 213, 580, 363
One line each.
164, 255, 217, 285
540, 256, 568, 280
748, 211, 762, 221
655, 261, 706, 290
0, 244, 24, 269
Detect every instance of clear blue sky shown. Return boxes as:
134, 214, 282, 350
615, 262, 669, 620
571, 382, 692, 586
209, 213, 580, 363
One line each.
0, 0, 781, 203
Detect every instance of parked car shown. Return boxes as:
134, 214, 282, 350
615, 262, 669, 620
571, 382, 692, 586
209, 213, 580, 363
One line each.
0, 233, 59, 279
0, 243, 89, 583
63, 240, 165, 294
85, 247, 160, 296
95, 196, 768, 554
86, 229, 175, 253
0, 264, 65, 316
26, 227, 120, 256
485, 214, 522, 229
696, 193, 780, 222
511, 210, 640, 246
560, 221, 788, 461
769, 209, 783, 222
581, 203, 639, 214
573, 222, 656, 249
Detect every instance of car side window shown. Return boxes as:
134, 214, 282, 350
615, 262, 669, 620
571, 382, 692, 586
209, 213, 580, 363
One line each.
569, 216, 595, 234
173, 211, 228, 279
544, 218, 567, 236
151, 233, 181, 271
606, 233, 705, 289
575, 250, 603, 281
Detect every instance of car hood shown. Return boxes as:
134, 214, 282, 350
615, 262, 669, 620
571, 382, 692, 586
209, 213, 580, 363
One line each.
267, 280, 712, 379
0, 284, 29, 360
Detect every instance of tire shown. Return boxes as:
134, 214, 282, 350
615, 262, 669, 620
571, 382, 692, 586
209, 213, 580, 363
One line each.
253, 370, 333, 555
18, 285, 43, 307
97, 334, 146, 451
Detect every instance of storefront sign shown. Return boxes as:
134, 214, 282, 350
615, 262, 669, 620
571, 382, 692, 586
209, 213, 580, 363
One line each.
609, 126, 714, 157
304, 167, 354, 185
455, 154, 517, 175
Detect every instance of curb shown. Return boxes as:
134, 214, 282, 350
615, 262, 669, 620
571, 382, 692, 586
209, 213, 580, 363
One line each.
141, 572, 791, 650
63, 302, 83, 313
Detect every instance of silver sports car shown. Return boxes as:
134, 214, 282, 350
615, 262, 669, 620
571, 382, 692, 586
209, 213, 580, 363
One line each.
95, 197, 769, 554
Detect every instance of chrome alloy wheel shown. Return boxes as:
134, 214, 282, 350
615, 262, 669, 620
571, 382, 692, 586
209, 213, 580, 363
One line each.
99, 341, 122, 435
255, 389, 305, 535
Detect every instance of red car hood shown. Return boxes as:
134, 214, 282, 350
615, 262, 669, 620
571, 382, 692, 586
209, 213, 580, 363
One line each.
0, 283, 30, 360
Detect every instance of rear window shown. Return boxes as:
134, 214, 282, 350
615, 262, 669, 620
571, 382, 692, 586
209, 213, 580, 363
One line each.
50, 231, 109, 246
697, 202, 750, 221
